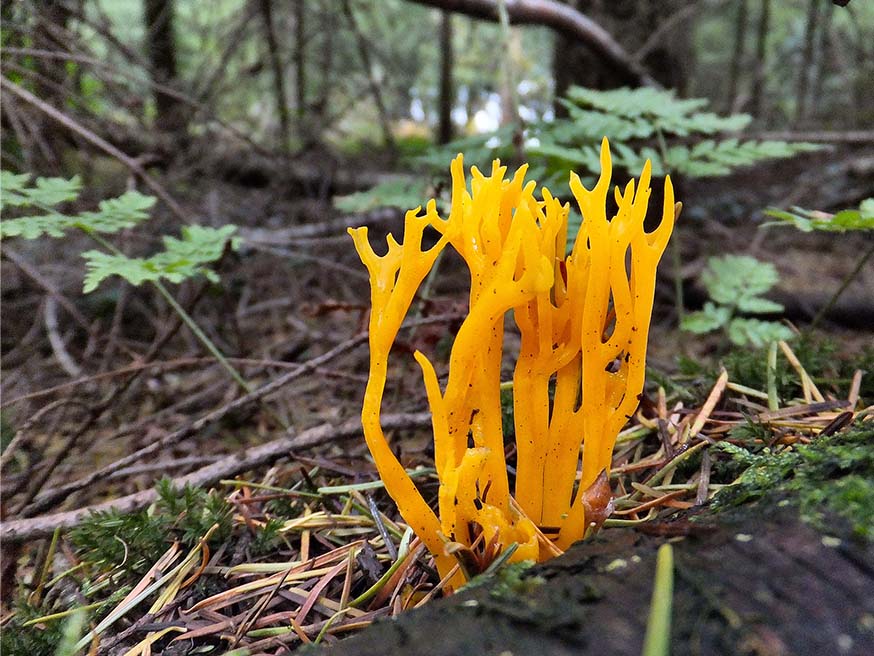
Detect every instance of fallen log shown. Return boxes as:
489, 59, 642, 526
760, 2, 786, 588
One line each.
310, 503, 874, 655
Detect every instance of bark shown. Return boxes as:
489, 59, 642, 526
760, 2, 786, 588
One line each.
795, 0, 819, 125
750, 0, 771, 119
143, 0, 186, 132
808, 2, 834, 122
294, 0, 307, 124
726, 0, 748, 112
551, 0, 688, 116
342, 0, 396, 151
437, 11, 455, 144
27, 0, 72, 171
406, 0, 658, 88
258, 0, 291, 151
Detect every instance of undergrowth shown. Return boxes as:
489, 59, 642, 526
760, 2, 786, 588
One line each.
70, 479, 234, 576
678, 333, 874, 403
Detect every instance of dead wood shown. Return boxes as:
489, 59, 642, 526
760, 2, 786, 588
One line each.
309, 504, 874, 656
404, 0, 657, 87
239, 207, 404, 245
0, 412, 432, 543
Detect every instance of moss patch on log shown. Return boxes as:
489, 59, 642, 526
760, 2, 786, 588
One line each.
712, 420, 874, 541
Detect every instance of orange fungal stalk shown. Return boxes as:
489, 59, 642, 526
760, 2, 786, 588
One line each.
348, 138, 677, 591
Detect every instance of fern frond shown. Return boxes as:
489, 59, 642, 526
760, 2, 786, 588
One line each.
82, 224, 238, 292
334, 179, 432, 212
0, 169, 155, 240
764, 199, 874, 232
1, 171, 82, 209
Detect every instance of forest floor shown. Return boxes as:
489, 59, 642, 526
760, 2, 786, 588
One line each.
1, 143, 873, 654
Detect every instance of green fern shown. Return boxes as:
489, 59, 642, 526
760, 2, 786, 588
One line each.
1, 170, 82, 207
82, 224, 238, 292
763, 198, 874, 233
334, 178, 434, 213
336, 88, 820, 217
71, 478, 233, 575
682, 255, 793, 347
1, 171, 155, 239
542, 87, 820, 179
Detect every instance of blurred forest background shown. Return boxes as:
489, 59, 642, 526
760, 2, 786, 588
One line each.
1, 1, 874, 652
3, 0, 873, 173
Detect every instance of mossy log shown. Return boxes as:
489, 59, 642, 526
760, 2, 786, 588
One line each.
307, 502, 874, 656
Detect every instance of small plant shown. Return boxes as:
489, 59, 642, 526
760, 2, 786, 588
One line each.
764, 198, 874, 328
681, 255, 794, 347
0, 171, 238, 291
0, 170, 248, 390
530, 86, 821, 183
70, 478, 233, 575
763, 198, 874, 233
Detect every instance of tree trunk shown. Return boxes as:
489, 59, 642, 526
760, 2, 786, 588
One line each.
795, 0, 819, 125
750, 0, 771, 119
143, 0, 185, 133
258, 0, 291, 151
552, 0, 690, 115
341, 0, 396, 151
726, 0, 748, 112
28, 0, 72, 171
808, 2, 834, 123
437, 11, 454, 144
294, 0, 307, 126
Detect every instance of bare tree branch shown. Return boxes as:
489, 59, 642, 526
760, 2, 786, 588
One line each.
0, 412, 432, 542
404, 0, 659, 87
0, 75, 189, 222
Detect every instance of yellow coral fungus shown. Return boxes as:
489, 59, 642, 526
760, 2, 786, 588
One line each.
348, 138, 677, 591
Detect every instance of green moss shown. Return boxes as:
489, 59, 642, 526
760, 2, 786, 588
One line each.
0, 602, 67, 656
487, 561, 545, 601
461, 560, 544, 599
712, 421, 874, 540
678, 334, 873, 404
70, 478, 233, 576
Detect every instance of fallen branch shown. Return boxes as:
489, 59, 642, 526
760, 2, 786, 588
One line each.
0, 75, 189, 223
19, 314, 462, 516
239, 207, 404, 245
1, 412, 432, 542
21, 333, 370, 516
405, 0, 658, 87
748, 130, 874, 144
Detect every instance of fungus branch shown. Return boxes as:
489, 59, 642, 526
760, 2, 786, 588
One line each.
349, 138, 677, 590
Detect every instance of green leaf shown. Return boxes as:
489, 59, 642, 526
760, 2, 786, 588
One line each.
681, 302, 731, 334
29, 175, 84, 206
735, 296, 784, 315
82, 224, 238, 293
334, 179, 433, 213
0, 171, 34, 206
1, 214, 75, 239
0, 176, 155, 240
727, 318, 794, 348
75, 191, 156, 234
667, 140, 822, 178
763, 202, 874, 233
700, 255, 780, 306
1, 171, 81, 209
